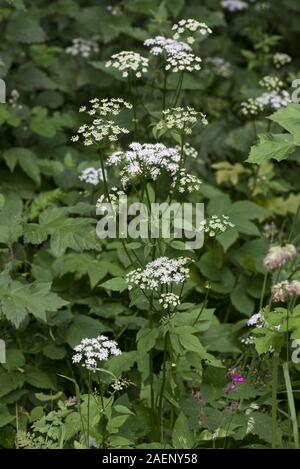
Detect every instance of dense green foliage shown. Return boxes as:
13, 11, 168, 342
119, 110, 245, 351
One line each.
0, 0, 300, 449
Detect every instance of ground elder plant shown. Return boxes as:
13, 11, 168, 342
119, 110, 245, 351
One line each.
0, 0, 300, 452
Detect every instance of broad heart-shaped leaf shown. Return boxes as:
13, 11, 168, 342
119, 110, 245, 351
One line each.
0, 404, 15, 428
269, 104, 300, 138
0, 273, 68, 327
247, 133, 296, 164
100, 277, 127, 292
230, 277, 255, 316
0, 371, 25, 398
6, 13, 46, 43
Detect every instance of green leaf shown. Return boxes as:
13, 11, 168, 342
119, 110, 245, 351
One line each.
269, 104, 300, 138
54, 253, 108, 288
0, 405, 14, 428
25, 367, 57, 390
247, 133, 295, 165
172, 413, 193, 449
66, 315, 107, 347
137, 328, 159, 352
100, 277, 127, 292
6, 13, 46, 43
0, 274, 68, 327
0, 372, 24, 398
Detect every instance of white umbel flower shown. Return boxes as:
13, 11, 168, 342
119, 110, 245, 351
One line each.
72, 336, 122, 372
79, 167, 106, 185
144, 36, 192, 56
126, 256, 190, 290
259, 76, 284, 92
66, 37, 99, 58
106, 51, 149, 78
156, 107, 207, 135
165, 51, 202, 73
273, 52, 291, 69
175, 143, 198, 159
79, 98, 132, 117
159, 293, 181, 309
198, 215, 235, 237
107, 142, 181, 187
172, 19, 212, 44
171, 168, 202, 193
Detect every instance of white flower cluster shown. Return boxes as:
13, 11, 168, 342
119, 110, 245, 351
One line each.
240, 98, 264, 116
176, 143, 198, 159
273, 52, 291, 69
96, 187, 126, 211
107, 142, 180, 186
172, 19, 212, 45
8, 89, 22, 109
221, 0, 249, 12
159, 293, 181, 309
205, 57, 232, 77
71, 120, 129, 145
72, 336, 121, 372
156, 107, 207, 135
144, 36, 192, 56
106, 51, 149, 78
256, 90, 291, 110
199, 215, 235, 237
247, 312, 265, 328
72, 98, 131, 145
79, 167, 105, 186
126, 256, 190, 290
241, 90, 291, 116
171, 169, 202, 193
79, 98, 132, 117
165, 51, 202, 73
259, 76, 284, 92
111, 378, 130, 391
66, 37, 99, 58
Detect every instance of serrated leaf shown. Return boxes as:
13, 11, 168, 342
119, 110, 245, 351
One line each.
247, 133, 295, 165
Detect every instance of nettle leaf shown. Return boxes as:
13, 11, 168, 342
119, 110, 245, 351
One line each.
247, 133, 296, 165
0, 273, 68, 327
6, 13, 46, 44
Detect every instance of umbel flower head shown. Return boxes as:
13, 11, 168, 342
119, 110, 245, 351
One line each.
79, 98, 132, 118
72, 336, 122, 372
165, 51, 202, 73
107, 142, 181, 187
172, 19, 212, 45
79, 167, 106, 185
198, 215, 235, 237
273, 52, 291, 69
171, 168, 202, 194
71, 98, 131, 146
259, 76, 284, 92
247, 311, 265, 328
263, 244, 297, 270
156, 107, 208, 135
106, 50, 149, 78
176, 143, 198, 159
126, 256, 190, 290
66, 37, 99, 58
159, 293, 181, 310
144, 36, 192, 56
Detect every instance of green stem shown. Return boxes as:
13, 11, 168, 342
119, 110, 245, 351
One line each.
271, 337, 281, 448
158, 333, 168, 442
172, 71, 184, 107
87, 371, 91, 448
283, 362, 299, 449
